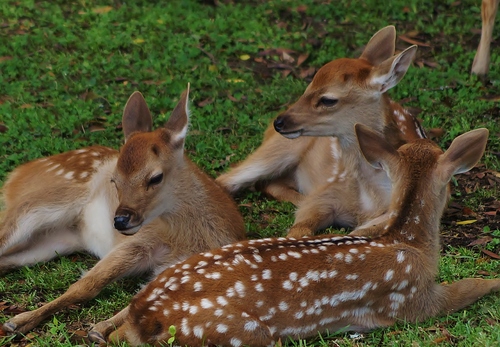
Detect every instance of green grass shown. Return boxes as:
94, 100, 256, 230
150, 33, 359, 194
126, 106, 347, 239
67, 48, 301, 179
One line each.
1, 0, 499, 346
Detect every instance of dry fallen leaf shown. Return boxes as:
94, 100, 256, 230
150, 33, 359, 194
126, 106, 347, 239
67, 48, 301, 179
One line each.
456, 219, 477, 225
92, 6, 113, 14
467, 236, 492, 247
399, 34, 431, 47
481, 249, 500, 259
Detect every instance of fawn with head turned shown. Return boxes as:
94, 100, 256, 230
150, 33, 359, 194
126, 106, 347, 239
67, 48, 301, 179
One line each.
0, 86, 246, 337
110, 126, 499, 347
217, 26, 426, 238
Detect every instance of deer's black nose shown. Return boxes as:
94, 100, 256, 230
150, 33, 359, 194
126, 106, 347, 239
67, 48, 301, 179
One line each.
274, 116, 285, 132
114, 215, 130, 230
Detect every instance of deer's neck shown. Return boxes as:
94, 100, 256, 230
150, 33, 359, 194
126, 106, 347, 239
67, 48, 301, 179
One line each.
381, 177, 444, 257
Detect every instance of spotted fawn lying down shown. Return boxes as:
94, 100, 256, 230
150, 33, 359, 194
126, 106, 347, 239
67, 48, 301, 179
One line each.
217, 26, 426, 238
110, 126, 499, 347
1, 86, 246, 337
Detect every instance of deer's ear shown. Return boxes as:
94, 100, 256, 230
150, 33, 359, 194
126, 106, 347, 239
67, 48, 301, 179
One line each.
355, 124, 399, 171
360, 26, 396, 66
368, 45, 417, 93
122, 92, 153, 142
438, 128, 489, 180
165, 83, 190, 148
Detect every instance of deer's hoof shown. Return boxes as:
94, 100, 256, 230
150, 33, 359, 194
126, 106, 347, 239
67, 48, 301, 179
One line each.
2, 321, 17, 333
88, 330, 107, 344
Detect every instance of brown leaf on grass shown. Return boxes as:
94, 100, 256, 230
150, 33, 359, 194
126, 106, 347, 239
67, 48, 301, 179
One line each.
258, 48, 296, 57
296, 53, 309, 67
467, 236, 492, 247
72, 329, 88, 339
227, 94, 239, 102
197, 97, 214, 107
399, 34, 431, 47
281, 51, 294, 64
485, 318, 499, 326
142, 80, 165, 85
0, 56, 12, 63
0, 123, 7, 133
80, 90, 99, 101
481, 248, 500, 259
299, 67, 316, 79
89, 124, 105, 132
479, 94, 500, 101
477, 270, 498, 276
295, 5, 308, 12
92, 6, 113, 14
462, 207, 475, 216
3, 304, 27, 315
424, 60, 440, 68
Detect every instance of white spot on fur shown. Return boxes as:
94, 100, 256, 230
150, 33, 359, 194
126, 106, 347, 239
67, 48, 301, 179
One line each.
193, 325, 204, 338
194, 282, 203, 291
384, 269, 394, 281
287, 251, 302, 259
397, 251, 405, 263
200, 298, 214, 309
262, 269, 272, 280
283, 280, 293, 290
235, 281, 246, 297
181, 317, 190, 335
216, 324, 228, 333
244, 320, 259, 332
230, 338, 242, 347
344, 253, 353, 263
279, 301, 289, 311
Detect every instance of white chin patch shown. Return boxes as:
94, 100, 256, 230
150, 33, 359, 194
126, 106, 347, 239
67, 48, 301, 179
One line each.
282, 130, 302, 139
120, 224, 142, 236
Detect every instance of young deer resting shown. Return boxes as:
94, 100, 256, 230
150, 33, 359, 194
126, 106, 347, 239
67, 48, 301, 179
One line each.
217, 26, 426, 238
472, 0, 499, 76
109, 126, 499, 347
110, 125, 500, 347
0, 87, 246, 336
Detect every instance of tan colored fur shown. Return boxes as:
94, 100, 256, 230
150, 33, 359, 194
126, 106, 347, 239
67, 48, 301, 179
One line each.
110, 127, 499, 347
1, 88, 246, 336
472, 0, 499, 76
217, 26, 426, 238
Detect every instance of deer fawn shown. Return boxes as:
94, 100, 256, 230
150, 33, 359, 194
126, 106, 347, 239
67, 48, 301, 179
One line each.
106, 124, 500, 347
107, 126, 498, 347
472, 0, 499, 76
0, 86, 246, 336
217, 26, 426, 238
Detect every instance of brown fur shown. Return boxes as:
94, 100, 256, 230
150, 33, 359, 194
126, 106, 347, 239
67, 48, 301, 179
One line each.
110, 127, 499, 347
1, 88, 246, 337
217, 26, 426, 238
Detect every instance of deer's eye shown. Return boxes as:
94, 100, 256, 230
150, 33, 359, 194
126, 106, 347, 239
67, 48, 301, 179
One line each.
318, 97, 338, 107
148, 173, 163, 186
